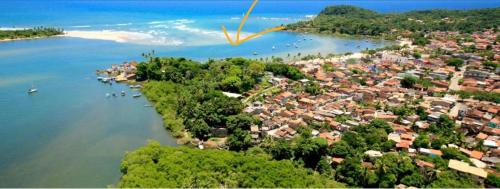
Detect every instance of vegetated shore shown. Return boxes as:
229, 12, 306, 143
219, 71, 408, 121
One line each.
0, 27, 64, 42
114, 5, 500, 189
0, 35, 64, 42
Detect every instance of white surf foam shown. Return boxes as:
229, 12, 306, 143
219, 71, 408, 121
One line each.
64, 30, 183, 46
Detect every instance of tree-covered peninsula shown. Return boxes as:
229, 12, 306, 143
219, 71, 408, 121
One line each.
136, 56, 302, 141
116, 5, 500, 189
117, 141, 345, 188
286, 5, 500, 39
0, 27, 64, 41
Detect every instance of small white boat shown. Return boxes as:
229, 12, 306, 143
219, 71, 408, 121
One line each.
121, 91, 126, 96
28, 84, 38, 94
132, 94, 141, 98
253, 52, 258, 55
105, 93, 111, 97
272, 45, 276, 50
28, 88, 38, 94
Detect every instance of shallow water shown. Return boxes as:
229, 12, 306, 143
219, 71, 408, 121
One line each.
0, 0, 499, 187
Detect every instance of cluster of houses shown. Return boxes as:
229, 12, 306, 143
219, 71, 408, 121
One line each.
98, 61, 138, 82
241, 30, 500, 183
426, 30, 500, 92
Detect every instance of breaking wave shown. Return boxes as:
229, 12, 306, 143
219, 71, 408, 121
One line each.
63, 18, 256, 46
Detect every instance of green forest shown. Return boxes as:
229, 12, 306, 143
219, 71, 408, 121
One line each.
286, 5, 500, 39
117, 141, 345, 188
137, 57, 300, 143
0, 27, 64, 40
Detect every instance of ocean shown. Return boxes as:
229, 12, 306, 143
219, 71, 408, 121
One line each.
0, 0, 499, 187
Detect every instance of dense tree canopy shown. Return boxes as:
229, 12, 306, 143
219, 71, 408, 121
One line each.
0, 27, 63, 40
118, 141, 345, 188
264, 63, 305, 80
286, 5, 500, 39
138, 57, 272, 138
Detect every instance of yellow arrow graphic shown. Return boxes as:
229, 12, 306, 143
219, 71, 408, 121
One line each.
221, 0, 285, 46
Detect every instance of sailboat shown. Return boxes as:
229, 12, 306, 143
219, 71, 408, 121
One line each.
27, 84, 38, 94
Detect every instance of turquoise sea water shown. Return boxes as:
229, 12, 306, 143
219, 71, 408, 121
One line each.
0, 0, 499, 187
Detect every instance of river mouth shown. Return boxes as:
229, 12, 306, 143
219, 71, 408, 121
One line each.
0, 32, 385, 188
2, 0, 496, 187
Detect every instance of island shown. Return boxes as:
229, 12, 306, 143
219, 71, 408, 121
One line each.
0, 27, 64, 42
115, 5, 500, 188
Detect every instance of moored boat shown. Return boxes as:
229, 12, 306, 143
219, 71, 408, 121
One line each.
28, 88, 37, 94
27, 84, 38, 94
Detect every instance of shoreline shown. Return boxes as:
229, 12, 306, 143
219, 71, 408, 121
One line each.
134, 36, 409, 145
64, 30, 186, 46
0, 35, 64, 43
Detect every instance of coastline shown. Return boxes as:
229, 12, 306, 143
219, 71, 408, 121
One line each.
0, 35, 64, 43
136, 37, 407, 145
63, 30, 173, 44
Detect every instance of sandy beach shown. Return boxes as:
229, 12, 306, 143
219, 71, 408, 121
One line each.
64, 30, 149, 43
64, 30, 177, 45
65, 30, 188, 46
